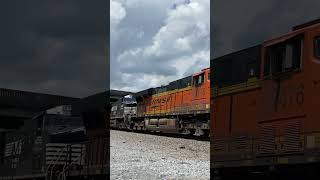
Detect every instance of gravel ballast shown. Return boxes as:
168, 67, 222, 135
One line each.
110, 130, 210, 180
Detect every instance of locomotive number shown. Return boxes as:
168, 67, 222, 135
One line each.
274, 83, 304, 111
296, 84, 304, 105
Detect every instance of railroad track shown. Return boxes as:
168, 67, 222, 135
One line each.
110, 128, 210, 141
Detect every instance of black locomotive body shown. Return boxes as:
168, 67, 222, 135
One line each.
0, 105, 87, 179
110, 95, 137, 129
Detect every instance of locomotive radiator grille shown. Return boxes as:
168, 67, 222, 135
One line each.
212, 139, 227, 153
4, 140, 22, 157
229, 136, 252, 152
258, 125, 275, 154
258, 120, 302, 155
282, 121, 301, 153
46, 143, 86, 166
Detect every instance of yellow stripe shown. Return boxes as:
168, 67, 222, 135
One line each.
152, 86, 192, 97
213, 78, 261, 97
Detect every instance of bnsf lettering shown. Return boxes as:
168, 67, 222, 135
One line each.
151, 96, 171, 104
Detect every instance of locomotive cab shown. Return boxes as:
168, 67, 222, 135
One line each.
211, 19, 320, 178
191, 68, 210, 111
258, 21, 320, 155
190, 68, 210, 136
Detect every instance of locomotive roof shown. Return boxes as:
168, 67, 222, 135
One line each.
134, 75, 192, 98
211, 45, 261, 63
0, 88, 79, 112
292, 18, 320, 31
212, 45, 261, 88
212, 18, 320, 62
263, 20, 320, 47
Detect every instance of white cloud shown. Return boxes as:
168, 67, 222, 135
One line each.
110, 0, 126, 27
110, 0, 126, 41
173, 50, 210, 77
110, 0, 210, 92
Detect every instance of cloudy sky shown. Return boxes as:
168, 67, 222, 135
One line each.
110, 0, 210, 92
212, 0, 320, 58
0, 0, 108, 98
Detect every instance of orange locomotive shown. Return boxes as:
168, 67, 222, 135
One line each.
134, 68, 210, 136
211, 19, 320, 178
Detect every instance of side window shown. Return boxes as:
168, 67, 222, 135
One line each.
192, 76, 197, 86
264, 35, 302, 77
192, 73, 205, 86
208, 73, 210, 81
198, 74, 203, 84
315, 36, 320, 59
247, 62, 257, 78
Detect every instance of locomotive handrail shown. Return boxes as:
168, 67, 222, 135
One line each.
49, 143, 86, 180
58, 154, 83, 180
45, 144, 68, 180
59, 148, 74, 180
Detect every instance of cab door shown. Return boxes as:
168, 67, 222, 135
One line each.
192, 73, 204, 98
258, 34, 305, 154
191, 72, 205, 111
259, 34, 305, 122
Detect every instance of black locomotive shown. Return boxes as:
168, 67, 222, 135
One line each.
0, 104, 106, 180
110, 94, 137, 130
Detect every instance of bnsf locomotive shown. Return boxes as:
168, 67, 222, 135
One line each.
111, 68, 210, 137
211, 19, 320, 178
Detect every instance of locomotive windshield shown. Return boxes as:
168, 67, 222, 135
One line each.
122, 94, 137, 106
44, 114, 84, 134
315, 36, 320, 58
